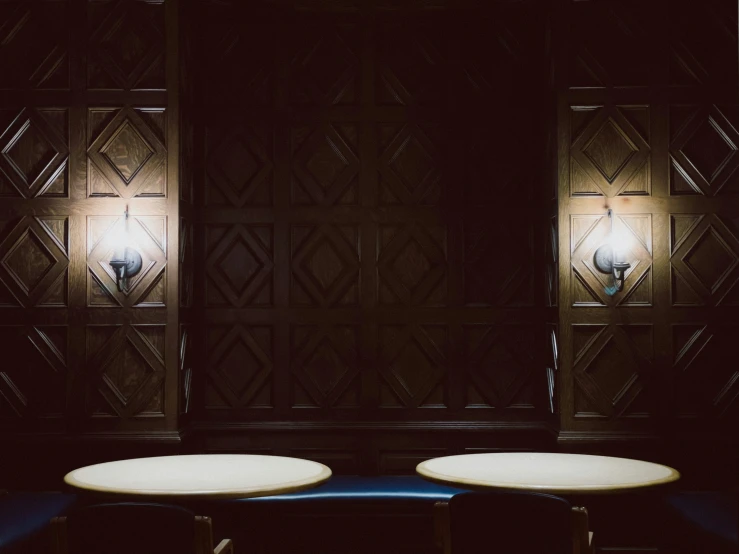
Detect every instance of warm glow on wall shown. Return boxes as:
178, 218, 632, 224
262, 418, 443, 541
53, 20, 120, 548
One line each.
593, 209, 632, 296
109, 207, 142, 293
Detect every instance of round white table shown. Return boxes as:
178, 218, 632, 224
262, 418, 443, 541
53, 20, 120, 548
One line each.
64, 454, 332, 499
416, 452, 680, 495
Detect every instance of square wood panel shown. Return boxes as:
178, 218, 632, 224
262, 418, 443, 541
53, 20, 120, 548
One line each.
86, 325, 166, 419
570, 213, 653, 307
0, 216, 69, 308
573, 324, 654, 419
87, 0, 165, 90
0, 109, 68, 198
205, 325, 273, 409
206, 224, 273, 307
570, 105, 650, 197
670, 214, 739, 306
0, 2, 69, 90
0, 326, 67, 419
291, 224, 360, 307
88, 107, 166, 198
87, 215, 167, 308
291, 325, 360, 409
673, 323, 739, 419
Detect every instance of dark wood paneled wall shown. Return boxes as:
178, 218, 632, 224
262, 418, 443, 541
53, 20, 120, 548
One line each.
0, 0, 180, 476
190, 0, 554, 471
1, 0, 735, 492
556, 0, 739, 478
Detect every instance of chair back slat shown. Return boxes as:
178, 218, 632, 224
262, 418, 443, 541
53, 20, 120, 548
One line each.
60, 502, 197, 554
442, 491, 575, 554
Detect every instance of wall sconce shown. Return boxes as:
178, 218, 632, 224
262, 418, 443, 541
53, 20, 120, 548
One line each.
109, 207, 142, 293
593, 208, 631, 296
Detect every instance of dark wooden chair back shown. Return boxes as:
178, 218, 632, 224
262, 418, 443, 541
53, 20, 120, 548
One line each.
434, 491, 593, 554
50, 502, 233, 554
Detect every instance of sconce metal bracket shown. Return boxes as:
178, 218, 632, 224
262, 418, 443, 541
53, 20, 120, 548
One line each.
110, 247, 142, 292
593, 244, 614, 274
120, 247, 142, 277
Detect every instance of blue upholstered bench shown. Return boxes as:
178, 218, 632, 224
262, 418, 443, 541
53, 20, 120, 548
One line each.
664, 491, 738, 553
242, 475, 468, 502
0, 492, 78, 554
200, 476, 469, 554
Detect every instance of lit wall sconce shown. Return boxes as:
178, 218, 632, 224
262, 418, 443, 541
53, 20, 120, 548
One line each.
593, 208, 631, 296
109, 207, 142, 293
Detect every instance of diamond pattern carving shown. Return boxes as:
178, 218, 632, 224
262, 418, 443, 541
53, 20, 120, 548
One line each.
4, 231, 54, 292
0, 217, 68, 307
101, 122, 153, 183
87, 326, 165, 418
0, 109, 68, 198
670, 106, 739, 196
205, 21, 274, 105
206, 225, 273, 307
571, 213, 652, 306
669, 0, 738, 90
88, 0, 164, 89
292, 225, 359, 307
571, 106, 649, 196
88, 107, 165, 198
207, 126, 272, 207
292, 124, 358, 205
671, 214, 739, 305
465, 325, 537, 409
573, 324, 653, 418
0, 326, 66, 418
379, 125, 440, 205
0, 2, 68, 89
208, 326, 272, 408
464, 219, 533, 306
673, 324, 739, 418
377, 24, 443, 107
290, 26, 358, 105
569, 2, 650, 88
582, 120, 636, 181
292, 326, 359, 408
378, 224, 446, 306
379, 326, 446, 408
87, 215, 166, 307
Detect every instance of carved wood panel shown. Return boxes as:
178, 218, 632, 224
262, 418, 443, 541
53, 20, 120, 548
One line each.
669, 105, 739, 196
0, 216, 69, 307
0, 1, 69, 90
205, 325, 273, 409
0, 108, 68, 198
668, 0, 738, 91
0, 326, 67, 420
0, 0, 177, 437
88, 106, 166, 198
567, 0, 654, 89
670, 214, 739, 306
195, 2, 548, 434
672, 323, 739, 421
86, 324, 166, 418
572, 324, 654, 419
87, 0, 165, 91
570, 105, 651, 197
87, 214, 167, 308
570, 213, 653, 307
559, 0, 739, 441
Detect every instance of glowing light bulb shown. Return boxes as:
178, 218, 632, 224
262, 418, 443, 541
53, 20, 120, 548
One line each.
607, 226, 631, 265
108, 208, 142, 293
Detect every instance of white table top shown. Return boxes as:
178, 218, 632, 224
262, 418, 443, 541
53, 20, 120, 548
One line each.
417, 452, 680, 494
64, 454, 332, 499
